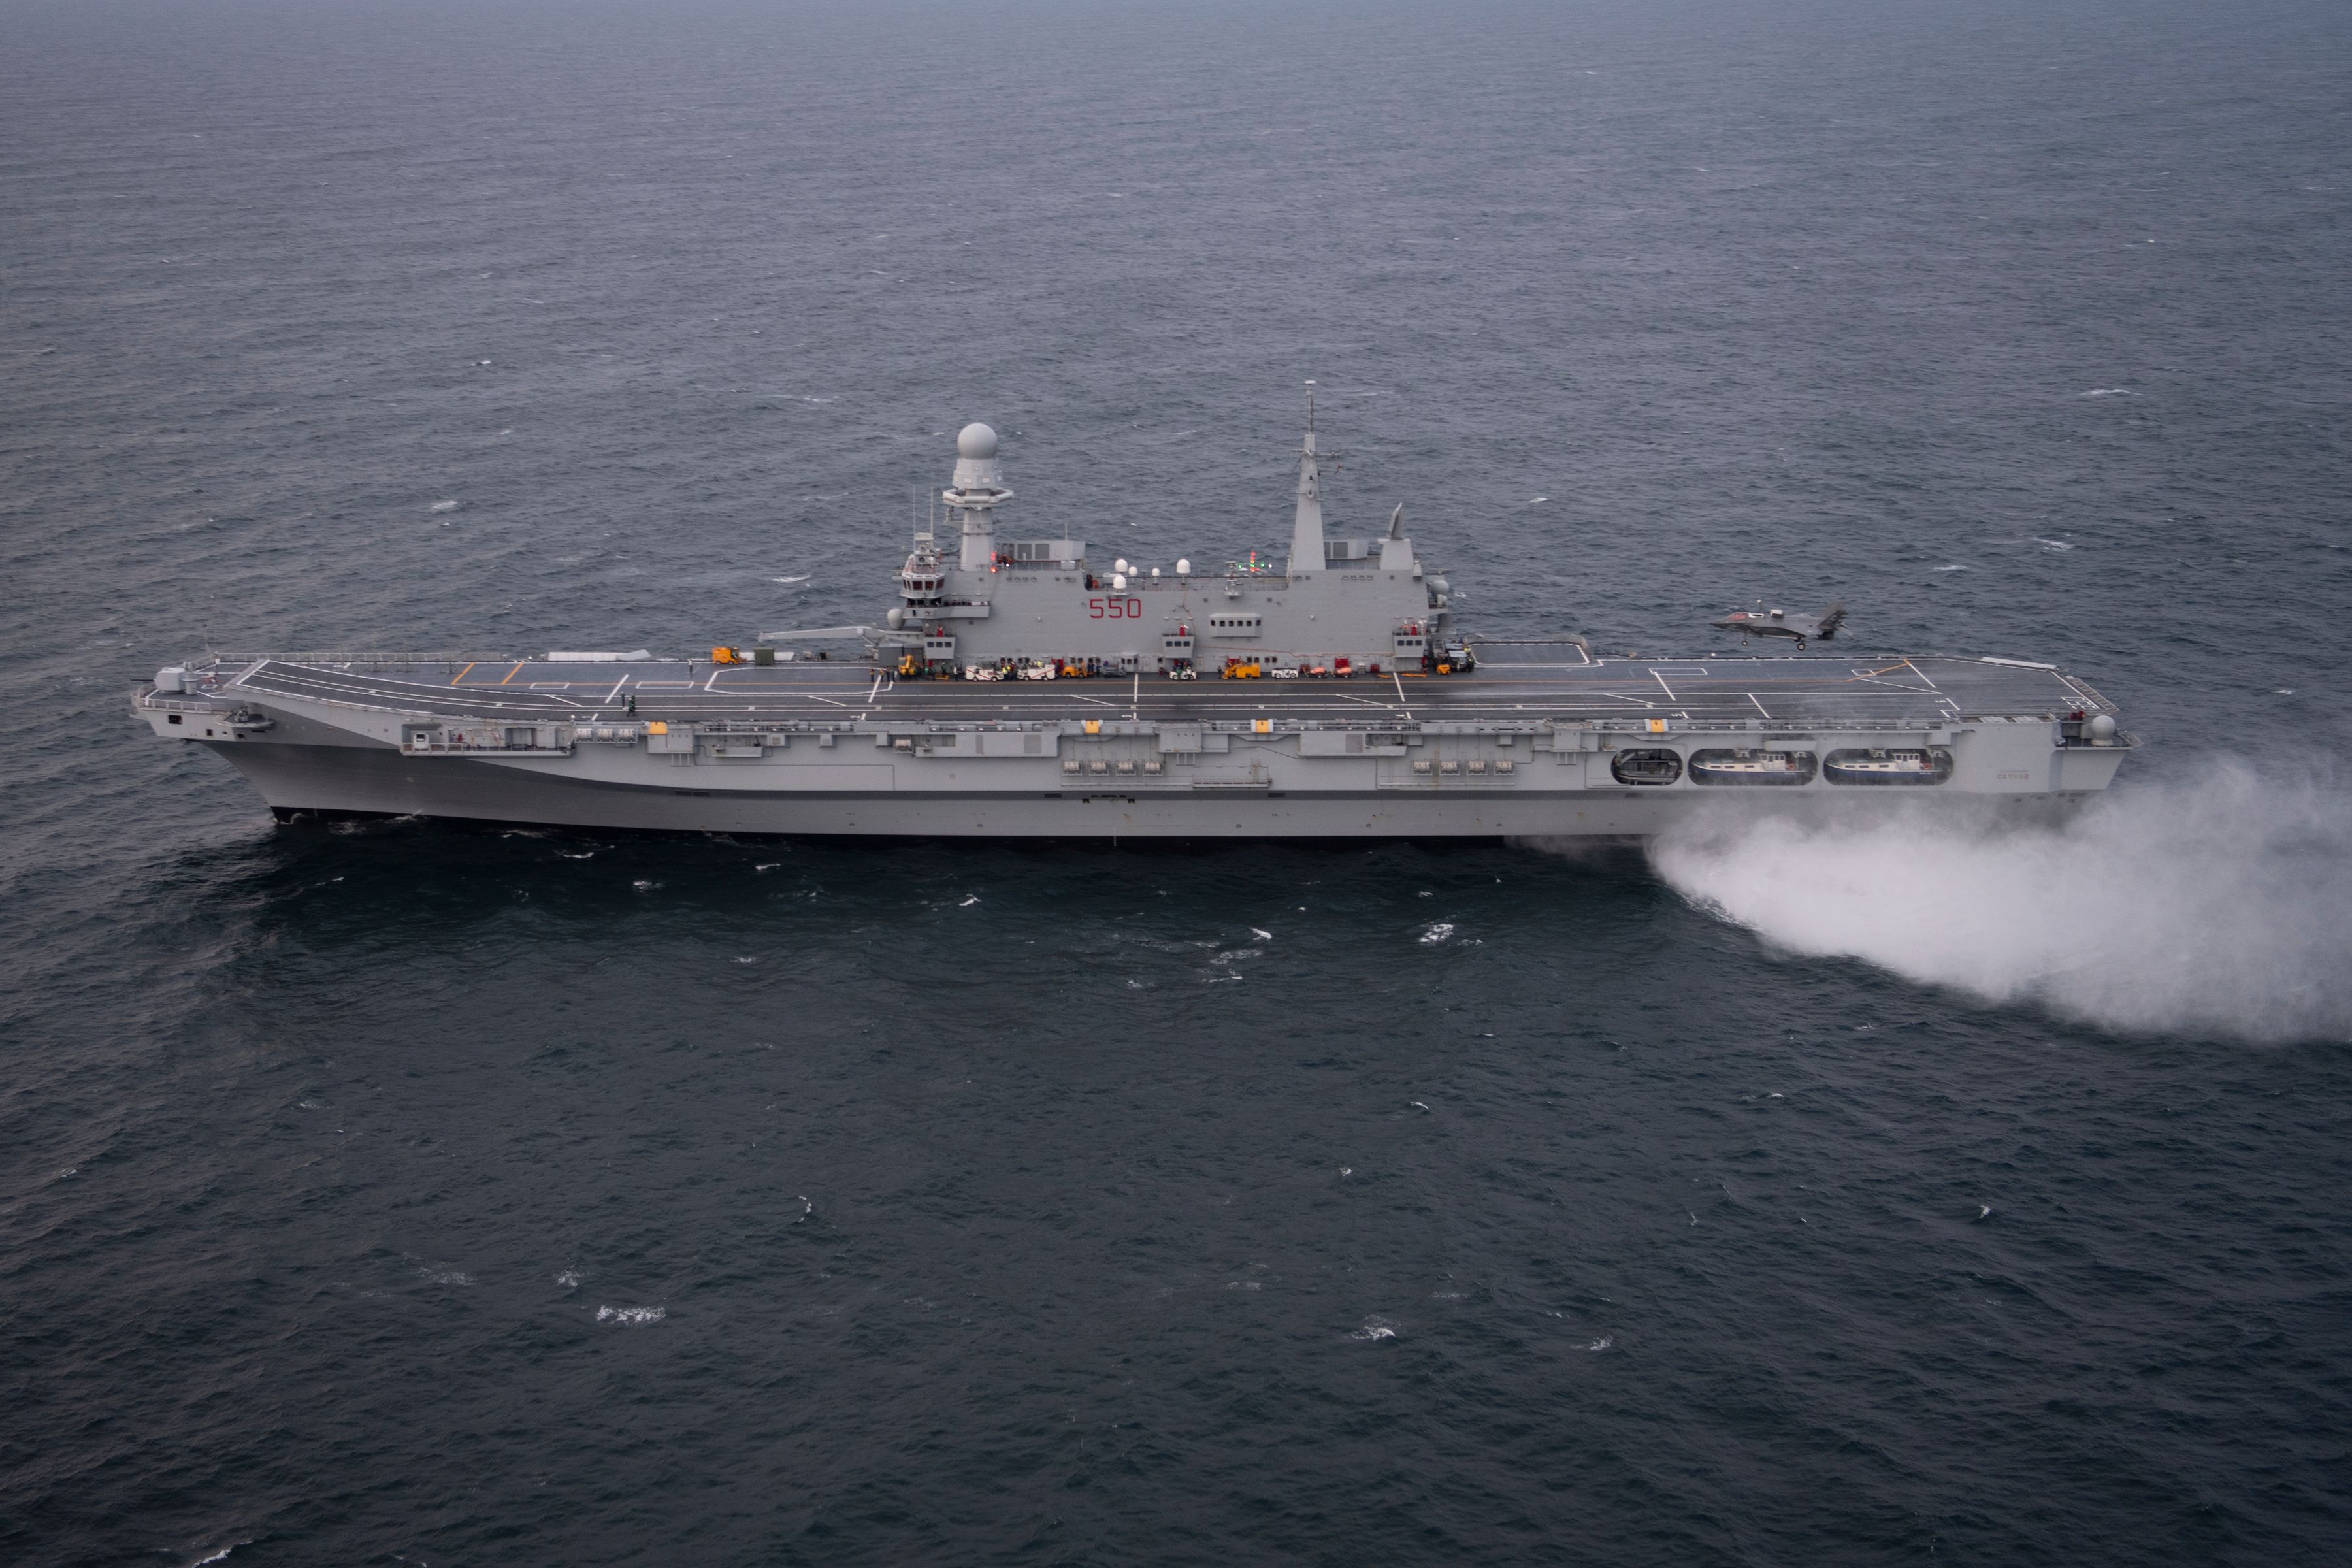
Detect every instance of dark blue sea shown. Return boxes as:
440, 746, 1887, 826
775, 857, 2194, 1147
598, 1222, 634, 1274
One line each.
6, 1, 2352, 1563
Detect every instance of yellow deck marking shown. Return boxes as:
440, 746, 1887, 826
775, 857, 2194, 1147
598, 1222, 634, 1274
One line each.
499, 662, 525, 685
450, 662, 475, 685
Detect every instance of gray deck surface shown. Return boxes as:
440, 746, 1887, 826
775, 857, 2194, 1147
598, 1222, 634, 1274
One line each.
221, 650, 2112, 729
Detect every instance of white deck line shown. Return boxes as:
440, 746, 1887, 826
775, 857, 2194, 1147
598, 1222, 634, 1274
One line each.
1653, 670, 1677, 701
604, 676, 628, 704
1392, 672, 1413, 720
1750, 693, 1771, 718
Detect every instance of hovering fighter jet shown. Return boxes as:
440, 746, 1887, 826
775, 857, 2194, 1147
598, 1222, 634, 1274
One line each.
1712, 601, 1846, 649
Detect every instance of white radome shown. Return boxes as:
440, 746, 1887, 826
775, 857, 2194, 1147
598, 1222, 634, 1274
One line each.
956, 423, 999, 459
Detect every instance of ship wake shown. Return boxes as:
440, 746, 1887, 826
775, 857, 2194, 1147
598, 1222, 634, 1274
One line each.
1641, 760, 2352, 1043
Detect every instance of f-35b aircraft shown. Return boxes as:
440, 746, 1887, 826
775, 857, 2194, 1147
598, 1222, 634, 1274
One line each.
1711, 601, 1846, 649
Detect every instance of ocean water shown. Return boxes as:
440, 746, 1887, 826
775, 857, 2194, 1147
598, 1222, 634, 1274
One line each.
6, 1, 2352, 1563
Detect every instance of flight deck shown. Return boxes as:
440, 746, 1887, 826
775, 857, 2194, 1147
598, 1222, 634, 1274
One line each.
211, 647, 2115, 732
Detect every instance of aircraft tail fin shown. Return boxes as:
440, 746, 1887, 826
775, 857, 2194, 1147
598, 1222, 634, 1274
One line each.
1818, 600, 1847, 638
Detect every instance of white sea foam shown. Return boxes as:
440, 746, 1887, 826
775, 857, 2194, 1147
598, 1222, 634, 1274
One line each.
428, 499, 459, 513
184, 1541, 251, 1566
771, 574, 810, 584
1419, 922, 1456, 944
1641, 762, 2352, 1042
419, 1267, 473, 1286
1350, 1315, 1401, 1341
2033, 536, 2075, 551
556, 1270, 579, 1288
1250, 926, 1272, 941
1587, 1336, 1614, 1351
596, 1305, 665, 1325
2078, 387, 2136, 397
1932, 564, 1972, 572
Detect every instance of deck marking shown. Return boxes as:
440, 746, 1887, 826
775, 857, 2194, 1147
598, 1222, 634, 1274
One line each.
1392, 672, 1414, 720
498, 662, 525, 685
604, 676, 627, 703
703, 668, 724, 692
450, 662, 475, 685
1750, 693, 1771, 718
1652, 670, 1678, 701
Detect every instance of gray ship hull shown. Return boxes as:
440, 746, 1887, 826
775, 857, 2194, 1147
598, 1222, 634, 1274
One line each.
141, 647, 2132, 841
201, 736, 1710, 839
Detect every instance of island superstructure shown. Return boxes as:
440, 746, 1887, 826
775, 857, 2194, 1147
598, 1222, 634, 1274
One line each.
860, 419, 1456, 680
134, 417, 2134, 839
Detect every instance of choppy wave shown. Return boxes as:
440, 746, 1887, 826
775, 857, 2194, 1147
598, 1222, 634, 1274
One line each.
596, 1305, 666, 1326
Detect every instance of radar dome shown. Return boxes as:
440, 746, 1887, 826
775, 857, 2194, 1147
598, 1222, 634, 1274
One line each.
956, 423, 999, 459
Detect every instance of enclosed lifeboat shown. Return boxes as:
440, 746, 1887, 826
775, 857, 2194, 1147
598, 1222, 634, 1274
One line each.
1822, 746, 1954, 785
1688, 747, 1818, 786
1609, 748, 1683, 786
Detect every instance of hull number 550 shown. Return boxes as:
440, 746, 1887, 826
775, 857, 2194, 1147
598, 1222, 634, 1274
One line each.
1089, 598, 1145, 619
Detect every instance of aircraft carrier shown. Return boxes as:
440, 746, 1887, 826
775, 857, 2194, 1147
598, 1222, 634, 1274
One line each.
134, 416, 2133, 839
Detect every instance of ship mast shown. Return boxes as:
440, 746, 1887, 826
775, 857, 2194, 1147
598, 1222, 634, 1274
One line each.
943, 423, 1012, 572
1288, 381, 1325, 576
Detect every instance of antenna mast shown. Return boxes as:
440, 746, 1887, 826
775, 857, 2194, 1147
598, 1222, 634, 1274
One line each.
1289, 381, 1326, 576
